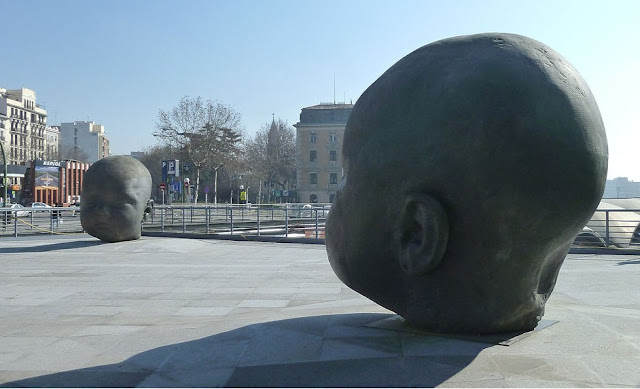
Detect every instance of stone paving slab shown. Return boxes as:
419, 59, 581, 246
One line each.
0, 234, 639, 387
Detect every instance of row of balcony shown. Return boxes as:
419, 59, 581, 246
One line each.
307, 184, 339, 190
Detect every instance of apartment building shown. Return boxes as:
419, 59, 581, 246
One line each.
294, 103, 353, 203
46, 125, 60, 160
59, 121, 110, 163
0, 87, 48, 165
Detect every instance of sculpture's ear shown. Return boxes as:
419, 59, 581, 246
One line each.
398, 193, 449, 276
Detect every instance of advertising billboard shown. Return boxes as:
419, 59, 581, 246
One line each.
34, 165, 60, 189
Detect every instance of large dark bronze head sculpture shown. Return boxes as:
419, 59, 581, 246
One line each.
325, 33, 608, 334
81, 155, 152, 243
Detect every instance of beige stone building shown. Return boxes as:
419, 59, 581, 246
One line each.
294, 103, 353, 203
46, 125, 60, 160
0, 87, 48, 165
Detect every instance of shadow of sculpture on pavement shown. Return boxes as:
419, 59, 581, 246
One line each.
326, 33, 609, 334
1, 313, 492, 388
0, 239, 105, 253
80, 155, 153, 243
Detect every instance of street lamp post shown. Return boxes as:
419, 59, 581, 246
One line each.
0, 141, 7, 205
214, 164, 224, 205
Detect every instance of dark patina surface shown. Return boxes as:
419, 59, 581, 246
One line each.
326, 33, 608, 334
81, 155, 152, 243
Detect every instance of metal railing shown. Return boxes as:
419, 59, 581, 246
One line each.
575, 208, 640, 249
0, 203, 330, 239
4, 205, 640, 252
143, 203, 329, 240
0, 207, 83, 237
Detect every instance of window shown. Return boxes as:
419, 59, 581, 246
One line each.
309, 173, 318, 185
329, 150, 337, 162
330, 173, 338, 184
330, 132, 337, 143
310, 150, 317, 163
309, 132, 316, 144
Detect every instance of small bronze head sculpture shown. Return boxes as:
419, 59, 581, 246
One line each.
325, 33, 608, 334
81, 155, 153, 243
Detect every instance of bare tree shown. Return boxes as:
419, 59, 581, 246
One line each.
244, 118, 296, 203
136, 146, 168, 202
153, 96, 243, 203
59, 144, 90, 163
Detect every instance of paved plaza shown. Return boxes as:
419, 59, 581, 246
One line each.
0, 234, 639, 387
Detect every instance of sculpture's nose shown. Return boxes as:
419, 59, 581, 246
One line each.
93, 204, 110, 216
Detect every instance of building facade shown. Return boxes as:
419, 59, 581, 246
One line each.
603, 177, 640, 199
45, 125, 60, 160
294, 103, 353, 203
59, 121, 110, 163
0, 87, 48, 165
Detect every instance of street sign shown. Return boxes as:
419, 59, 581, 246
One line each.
204, 186, 209, 194
159, 183, 166, 190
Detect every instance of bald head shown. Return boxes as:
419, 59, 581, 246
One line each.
326, 33, 607, 333
81, 155, 152, 243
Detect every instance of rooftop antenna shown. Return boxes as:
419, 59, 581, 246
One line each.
333, 73, 336, 104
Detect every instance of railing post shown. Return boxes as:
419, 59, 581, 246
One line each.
605, 210, 610, 247
160, 207, 165, 232
256, 206, 260, 236
285, 205, 289, 237
315, 209, 319, 239
206, 206, 210, 234
230, 207, 234, 235
50, 210, 54, 235
14, 213, 18, 237
182, 207, 186, 233
190, 206, 194, 223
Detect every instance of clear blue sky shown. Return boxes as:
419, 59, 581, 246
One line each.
2, 0, 639, 180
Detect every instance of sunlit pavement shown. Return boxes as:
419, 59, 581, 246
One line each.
0, 235, 639, 387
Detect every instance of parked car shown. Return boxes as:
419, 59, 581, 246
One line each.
30, 202, 51, 209
0, 203, 29, 221
10, 203, 29, 217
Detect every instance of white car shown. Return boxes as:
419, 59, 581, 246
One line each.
1, 204, 29, 219
10, 203, 29, 217
30, 202, 51, 209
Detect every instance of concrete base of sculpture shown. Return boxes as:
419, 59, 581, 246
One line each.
366, 315, 558, 346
